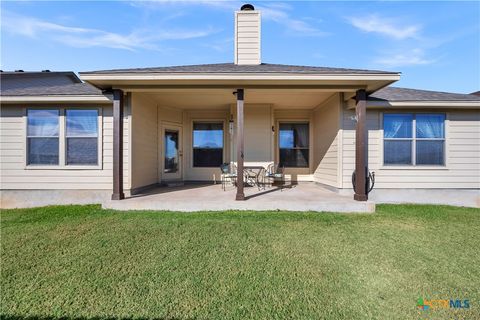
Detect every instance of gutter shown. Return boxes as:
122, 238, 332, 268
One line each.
80, 73, 401, 81
346, 99, 480, 109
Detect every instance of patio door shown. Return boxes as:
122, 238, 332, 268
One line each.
162, 124, 183, 181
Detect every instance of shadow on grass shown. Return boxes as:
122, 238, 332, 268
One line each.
0, 315, 195, 320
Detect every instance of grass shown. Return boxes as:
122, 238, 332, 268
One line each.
1, 205, 479, 320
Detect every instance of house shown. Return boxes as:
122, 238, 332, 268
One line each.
1, 4, 479, 210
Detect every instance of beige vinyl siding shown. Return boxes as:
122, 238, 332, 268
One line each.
0, 104, 130, 190
235, 11, 261, 65
313, 94, 341, 187
131, 93, 158, 190
231, 104, 273, 167
244, 104, 272, 164
342, 107, 480, 189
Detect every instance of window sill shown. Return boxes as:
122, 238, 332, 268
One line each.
379, 166, 449, 171
25, 165, 103, 170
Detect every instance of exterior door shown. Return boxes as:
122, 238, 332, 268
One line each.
162, 125, 182, 181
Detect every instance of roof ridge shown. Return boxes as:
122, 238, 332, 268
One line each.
80, 62, 399, 75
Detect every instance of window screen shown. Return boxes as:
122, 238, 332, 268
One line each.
66, 109, 99, 165
383, 113, 445, 166
27, 109, 59, 165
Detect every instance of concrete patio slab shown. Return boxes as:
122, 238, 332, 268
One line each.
102, 183, 375, 213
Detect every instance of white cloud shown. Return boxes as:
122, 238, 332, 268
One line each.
1, 10, 215, 51
347, 14, 438, 68
374, 49, 434, 67
259, 4, 328, 36
203, 37, 233, 52
348, 15, 420, 40
131, 1, 328, 36
130, 0, 238, 11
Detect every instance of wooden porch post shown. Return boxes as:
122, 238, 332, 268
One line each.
235, 89, 245, 201
112, 89, 125, 200
354, 89, 368, 201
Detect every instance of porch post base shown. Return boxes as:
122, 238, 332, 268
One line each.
354, 194, 368, 201
111, 193, 125, 200
235, 193, 245, 201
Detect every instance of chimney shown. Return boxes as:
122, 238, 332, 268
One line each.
235, 4, 261, 65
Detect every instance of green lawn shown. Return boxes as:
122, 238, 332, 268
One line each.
1, 205, 479, 320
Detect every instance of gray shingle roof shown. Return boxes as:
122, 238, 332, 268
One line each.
1, 72, 103, 96
369, 87, 480, 101
1, 83, 103, 96
81, 63, 398, 75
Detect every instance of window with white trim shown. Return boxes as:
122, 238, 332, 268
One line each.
383, 113, 445, 166
27, 108, 100, 167
192, 122, 224, 167
279, 122, 310, 168
66, 109, 99, 165
27, 109, 60, 165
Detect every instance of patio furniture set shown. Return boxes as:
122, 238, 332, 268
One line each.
220, 163, 285, 191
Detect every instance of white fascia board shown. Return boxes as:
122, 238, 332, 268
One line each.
346, 99, 480, 109
0, 95, 112, 103
368, 100, 480, 108
80, 73, 401, 81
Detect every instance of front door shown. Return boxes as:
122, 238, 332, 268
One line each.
162, 125, 182, 181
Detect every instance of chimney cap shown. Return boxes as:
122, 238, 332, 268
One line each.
240, 4, 255, 11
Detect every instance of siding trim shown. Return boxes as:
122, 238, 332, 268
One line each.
337, 94, 344, 188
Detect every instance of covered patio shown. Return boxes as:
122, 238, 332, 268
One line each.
102, 183, 375, 213
80, 63, 400, 207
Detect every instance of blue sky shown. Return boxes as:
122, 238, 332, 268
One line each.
1, 1, 479, 93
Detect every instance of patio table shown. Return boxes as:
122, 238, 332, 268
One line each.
243, 165, 266, 188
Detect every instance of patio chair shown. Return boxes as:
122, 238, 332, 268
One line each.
220, 163, 237, 191
243, 167, 263, 191
263, 163, 285, 190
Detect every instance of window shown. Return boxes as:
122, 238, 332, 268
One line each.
27, 109, 59, 165
193, 122, 223, 167
279, 123, 309, 168
26, 108, 100, 167
383, 113, 445, 166
66, 110, 99, 165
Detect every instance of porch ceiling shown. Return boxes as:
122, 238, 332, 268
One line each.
143, 89, 336, 109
